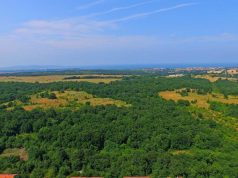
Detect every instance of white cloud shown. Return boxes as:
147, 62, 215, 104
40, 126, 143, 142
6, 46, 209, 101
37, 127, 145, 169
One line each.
41, 33, 238, 50
2, 1, 238, 67
86, 0, 153, 17
110, 3, 198, 23
43, 35, 158, 49
1, 33, 238, 67
166, 33, 238, 44
0, 2, 207, 59
76, 0, 105, 10
13, 18, 116, 40
11, 3, 198, 41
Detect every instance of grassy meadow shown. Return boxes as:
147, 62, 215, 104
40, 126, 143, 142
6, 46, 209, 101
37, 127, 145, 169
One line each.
160, 89, 238, 108
0, 74, 123, 83
6, 90, 130, 111
160, 89, 238, 131
0, 148, 28, 161
193, 74, 238, 82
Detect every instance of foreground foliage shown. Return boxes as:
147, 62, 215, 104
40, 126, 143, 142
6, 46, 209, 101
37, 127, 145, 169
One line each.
0, 76, 238, 177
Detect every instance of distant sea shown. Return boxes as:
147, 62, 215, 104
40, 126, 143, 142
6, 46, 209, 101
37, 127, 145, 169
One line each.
0, 63, 238, 72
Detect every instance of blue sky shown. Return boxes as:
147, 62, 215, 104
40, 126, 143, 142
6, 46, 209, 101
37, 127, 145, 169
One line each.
0, 0, 238, 67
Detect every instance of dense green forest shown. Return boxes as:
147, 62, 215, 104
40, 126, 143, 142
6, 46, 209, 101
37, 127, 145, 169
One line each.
1, 75, 238, 177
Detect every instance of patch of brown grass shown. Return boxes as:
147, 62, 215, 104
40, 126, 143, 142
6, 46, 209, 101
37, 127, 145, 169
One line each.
23, 90, 130, 111
160, 90, 238, 109
194, 75, 238, 82
227, 69, 238, 75
194, 75, 220, 82
0, 148, 28, 161
189, 106, 238, 132
170, 150, 192, 155
23, 105, 39, 111
160, 89, 238, 132
0, 75, 123, 84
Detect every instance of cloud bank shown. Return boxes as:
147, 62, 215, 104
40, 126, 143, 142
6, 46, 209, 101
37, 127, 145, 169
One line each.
2, 1, 237, 67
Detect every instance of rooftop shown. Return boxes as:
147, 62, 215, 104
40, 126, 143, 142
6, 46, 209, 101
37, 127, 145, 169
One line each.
0, 174, 18, 178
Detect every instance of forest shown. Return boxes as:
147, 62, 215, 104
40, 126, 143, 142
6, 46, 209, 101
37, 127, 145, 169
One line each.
1, 75, 238, 177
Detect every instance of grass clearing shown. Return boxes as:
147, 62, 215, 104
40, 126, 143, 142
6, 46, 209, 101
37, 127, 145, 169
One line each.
194, 74, 238, 82
166, 74, 185, 78
193, 75, 221, 82
160, 90, 238, 109
189, 106, 238, 132
170, 150, 192, 155
227, 69, 238, 75
23, 90, 130, 111
160, 89, 238, 131
0, 74, 123, 83
0, 148, 28, 161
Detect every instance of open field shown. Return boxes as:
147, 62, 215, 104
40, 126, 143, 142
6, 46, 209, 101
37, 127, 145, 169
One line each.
227, 69, 238, 75
170, 150, 192, 155
0, 74, 123, 83
193, 75, 221, 82
189, 106, 238, 132
160, 90, 238, 108
22, 90, 130, 111
160, 90, 238, 131
0, 148, 28, 161
166, 74, 184, 78
193, 74, 238, 82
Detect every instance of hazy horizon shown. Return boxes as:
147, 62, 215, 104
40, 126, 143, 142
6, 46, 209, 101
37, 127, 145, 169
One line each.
1, 63, 238, 72
1, 0, 238, 67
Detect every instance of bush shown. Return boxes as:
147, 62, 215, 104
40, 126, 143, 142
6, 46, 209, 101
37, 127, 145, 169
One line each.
180, 90, 189, 97
40, 92, 57, 99
177, 100, 190, 107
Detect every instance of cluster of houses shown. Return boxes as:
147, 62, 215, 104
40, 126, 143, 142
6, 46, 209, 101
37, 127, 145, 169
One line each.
0, 174, 18, 178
